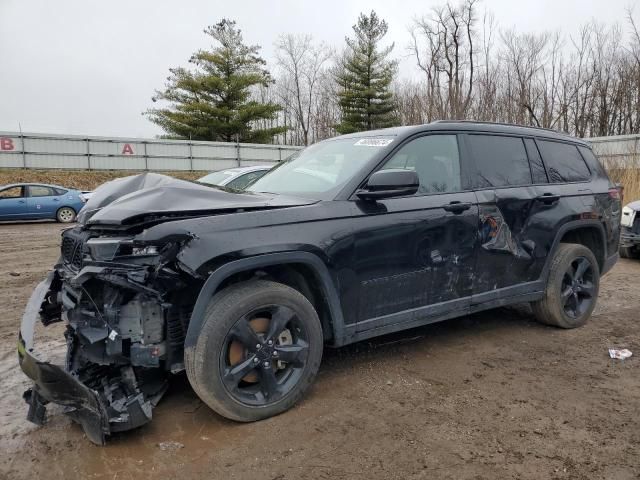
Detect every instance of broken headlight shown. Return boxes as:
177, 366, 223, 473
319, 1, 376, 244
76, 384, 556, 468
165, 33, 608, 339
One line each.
86, 237, 129, 261
87, 238, 162, 261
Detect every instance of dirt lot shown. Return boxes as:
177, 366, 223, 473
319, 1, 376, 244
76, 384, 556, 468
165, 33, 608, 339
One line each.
0, 222, 638, 480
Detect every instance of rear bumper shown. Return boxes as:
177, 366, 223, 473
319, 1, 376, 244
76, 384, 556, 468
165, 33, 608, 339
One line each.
18, 272, 110, 444
620, 228, 640, 248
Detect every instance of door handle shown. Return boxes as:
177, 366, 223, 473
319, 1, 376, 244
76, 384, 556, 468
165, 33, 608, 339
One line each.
443, 201, 472, 214
535, 193, 560, 205
53, 198, 60, 201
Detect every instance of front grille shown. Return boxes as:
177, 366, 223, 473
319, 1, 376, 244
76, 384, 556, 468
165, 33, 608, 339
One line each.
61, 230, 88, 270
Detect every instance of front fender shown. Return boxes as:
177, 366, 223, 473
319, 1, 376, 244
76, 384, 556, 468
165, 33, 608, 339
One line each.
184, 251, 346, 349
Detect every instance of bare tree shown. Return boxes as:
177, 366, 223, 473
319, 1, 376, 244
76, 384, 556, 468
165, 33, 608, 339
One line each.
411, 0, 478, 119
275, 35, 332, 145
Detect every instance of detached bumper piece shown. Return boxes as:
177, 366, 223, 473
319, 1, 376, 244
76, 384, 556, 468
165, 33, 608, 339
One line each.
18, 271, 169, 445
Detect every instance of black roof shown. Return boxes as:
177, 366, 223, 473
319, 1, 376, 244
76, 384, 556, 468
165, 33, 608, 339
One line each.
335, 120, 587, 146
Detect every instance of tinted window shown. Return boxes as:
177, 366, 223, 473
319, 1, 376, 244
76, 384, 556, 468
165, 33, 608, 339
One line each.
468, 135, 531, 187
53, 188, 68, 196
537, 140, 591, 183
226, 170, 267, 190
380, 135, 461, 194
29, 186, 56, 197
578, 146, 607, 178
0, 186, 23, 198
524, 138, 548, 183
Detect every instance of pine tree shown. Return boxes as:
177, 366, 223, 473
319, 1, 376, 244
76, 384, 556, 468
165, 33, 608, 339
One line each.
335, 11, 398, 134
146, 19, 285, 143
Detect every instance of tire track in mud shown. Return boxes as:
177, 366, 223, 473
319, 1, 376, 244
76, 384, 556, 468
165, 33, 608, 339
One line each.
0, 222, 638, 480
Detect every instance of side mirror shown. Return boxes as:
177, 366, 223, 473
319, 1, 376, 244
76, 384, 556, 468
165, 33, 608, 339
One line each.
356, 169, 419, 200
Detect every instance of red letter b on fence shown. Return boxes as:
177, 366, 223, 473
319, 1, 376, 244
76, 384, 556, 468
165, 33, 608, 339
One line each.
0, 138, 15, 150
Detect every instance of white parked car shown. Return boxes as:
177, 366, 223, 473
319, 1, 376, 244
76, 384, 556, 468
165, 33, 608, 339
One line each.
620, 200, 640, 258
198, 166, 272, 190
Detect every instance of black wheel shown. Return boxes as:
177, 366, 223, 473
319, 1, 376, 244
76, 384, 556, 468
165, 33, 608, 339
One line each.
531, 243, 599, 328
185, 280, 323, 422
56, 206, 76, 223
620, 246, 640, 259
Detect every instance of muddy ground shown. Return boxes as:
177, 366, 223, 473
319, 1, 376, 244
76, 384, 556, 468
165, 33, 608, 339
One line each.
0, 222, 638, 480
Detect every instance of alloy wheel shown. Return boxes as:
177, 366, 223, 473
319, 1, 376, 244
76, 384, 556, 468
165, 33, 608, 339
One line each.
219, 305, 310, 406
560, 256, 595, 318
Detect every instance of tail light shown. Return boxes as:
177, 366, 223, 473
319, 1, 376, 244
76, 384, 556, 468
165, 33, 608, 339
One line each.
609, 185, 622, 203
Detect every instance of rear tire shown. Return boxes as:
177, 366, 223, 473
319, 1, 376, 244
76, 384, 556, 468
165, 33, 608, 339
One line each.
620, 246, 640, 259
56, 206, 76, 223
185, 280, 323, 422
531, 243, 599, 329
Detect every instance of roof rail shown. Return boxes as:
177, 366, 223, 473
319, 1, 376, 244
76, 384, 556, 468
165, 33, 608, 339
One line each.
431, 119, 565, 135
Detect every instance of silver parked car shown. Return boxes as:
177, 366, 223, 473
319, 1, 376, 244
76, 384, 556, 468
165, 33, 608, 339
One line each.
197, 166, 272, 190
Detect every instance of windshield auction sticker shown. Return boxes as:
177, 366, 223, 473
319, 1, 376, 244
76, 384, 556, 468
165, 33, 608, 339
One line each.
354, 138, 394, 147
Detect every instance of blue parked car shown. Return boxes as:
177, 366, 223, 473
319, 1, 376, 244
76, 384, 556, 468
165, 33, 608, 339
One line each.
0, 183, 87, 223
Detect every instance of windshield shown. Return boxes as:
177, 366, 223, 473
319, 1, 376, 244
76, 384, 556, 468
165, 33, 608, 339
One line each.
246, 137, 394, 199
198, 170, 235, 185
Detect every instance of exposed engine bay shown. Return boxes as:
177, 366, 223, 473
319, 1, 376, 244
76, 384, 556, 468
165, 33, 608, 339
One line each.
20, 224, 200, 444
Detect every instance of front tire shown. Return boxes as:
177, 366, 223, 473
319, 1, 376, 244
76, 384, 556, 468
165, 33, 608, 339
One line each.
531, 243, 599, 328
56, 206, 76, 223
185, 280, 323, 422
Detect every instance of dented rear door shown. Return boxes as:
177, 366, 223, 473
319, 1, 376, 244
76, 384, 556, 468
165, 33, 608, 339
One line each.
463, 134, 552, 298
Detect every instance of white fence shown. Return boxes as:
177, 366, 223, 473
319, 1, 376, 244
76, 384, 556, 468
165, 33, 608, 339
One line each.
588, 134, 640, 167
0, 131, 302, 171
1, 130, 636, 172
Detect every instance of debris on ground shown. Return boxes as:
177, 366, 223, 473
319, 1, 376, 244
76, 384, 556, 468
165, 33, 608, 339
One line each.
9, 272, 20, 277
608, 348, 633, 360
158, 441, 185, 451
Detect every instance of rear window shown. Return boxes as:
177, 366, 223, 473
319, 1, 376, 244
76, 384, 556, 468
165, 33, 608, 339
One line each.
467, 135, 532, 187
537, 140, 591, 183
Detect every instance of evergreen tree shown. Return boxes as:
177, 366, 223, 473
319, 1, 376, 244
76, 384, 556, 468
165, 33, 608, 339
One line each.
146, 19, 285, 143
335, 11, 398, 134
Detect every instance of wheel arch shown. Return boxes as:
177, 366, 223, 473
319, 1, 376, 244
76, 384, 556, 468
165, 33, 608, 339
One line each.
184, 252, 346, 350
543, 220, 607, 279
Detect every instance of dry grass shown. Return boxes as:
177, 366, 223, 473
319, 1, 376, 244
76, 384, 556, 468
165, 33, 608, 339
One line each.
1, 163, 639, 204
0, 169, 206, 191
606, 167, 640, 204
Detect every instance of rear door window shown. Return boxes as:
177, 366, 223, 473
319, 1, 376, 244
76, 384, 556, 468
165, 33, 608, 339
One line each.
467, 135, 532, 188
523, 138, 548, 184
536, 140, 591, 183
28, 185, 56, 197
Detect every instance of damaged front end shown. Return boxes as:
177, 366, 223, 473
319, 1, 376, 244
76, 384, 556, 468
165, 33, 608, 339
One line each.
18, 225, 199, 444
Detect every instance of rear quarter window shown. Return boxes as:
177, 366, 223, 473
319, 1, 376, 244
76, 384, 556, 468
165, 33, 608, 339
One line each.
537, 140, 591, 183
467, 134, 532, 188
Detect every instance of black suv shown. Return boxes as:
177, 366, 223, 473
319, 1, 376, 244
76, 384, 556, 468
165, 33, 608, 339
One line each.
19, 121, 621, 444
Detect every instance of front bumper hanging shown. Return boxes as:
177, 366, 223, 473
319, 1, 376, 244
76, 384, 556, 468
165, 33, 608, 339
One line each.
18, 272, 110, 444
18, 269, 168, 445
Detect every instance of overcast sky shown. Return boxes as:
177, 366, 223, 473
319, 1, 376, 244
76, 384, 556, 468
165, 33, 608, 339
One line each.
0, 0, 635, 138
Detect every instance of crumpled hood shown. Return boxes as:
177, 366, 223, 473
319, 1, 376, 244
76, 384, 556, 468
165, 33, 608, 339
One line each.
78, 173, 315, 227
